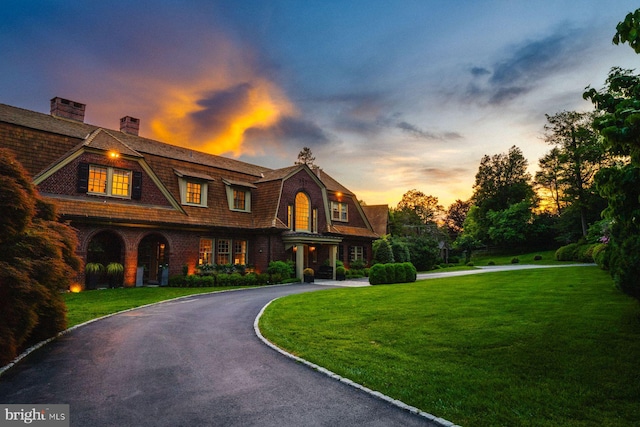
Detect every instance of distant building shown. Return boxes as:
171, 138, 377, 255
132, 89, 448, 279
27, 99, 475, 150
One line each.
0, 97, 379, 286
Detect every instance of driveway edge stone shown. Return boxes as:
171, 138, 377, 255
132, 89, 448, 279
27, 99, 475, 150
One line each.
254, 297, 462, 427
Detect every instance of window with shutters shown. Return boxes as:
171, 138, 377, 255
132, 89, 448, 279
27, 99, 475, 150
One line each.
84, 164, 134, 198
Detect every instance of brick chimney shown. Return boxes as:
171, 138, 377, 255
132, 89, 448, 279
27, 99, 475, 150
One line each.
50, 97, 86, 122
120, 116, 140, 136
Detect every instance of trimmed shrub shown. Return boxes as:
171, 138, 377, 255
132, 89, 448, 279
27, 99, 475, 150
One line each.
592, 244, 609, 270
555, 243, 580, 261
369, 264, 388, 285
533, 255, 543, 261
374, 238, 395, 264
403, 262, 417, 282
268, 260, 294, 281
393, 263, 406, 283
487, 261, 495, 265
511, 257, 520, 264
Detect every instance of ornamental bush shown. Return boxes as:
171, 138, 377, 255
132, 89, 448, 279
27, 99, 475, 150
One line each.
369, 262, 417, 285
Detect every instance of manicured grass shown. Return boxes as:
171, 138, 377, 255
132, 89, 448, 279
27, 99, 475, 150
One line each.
259, 267, 640, 427
63, 286, 256, 327
471, 249, 564, 266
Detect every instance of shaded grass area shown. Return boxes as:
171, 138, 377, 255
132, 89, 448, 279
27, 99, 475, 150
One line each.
63, 286, 256, 327
470, 249, 562, 266
259, 267, 640, 427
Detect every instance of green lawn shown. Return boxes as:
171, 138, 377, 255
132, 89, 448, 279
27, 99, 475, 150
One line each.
259, 267, 640, 427
63, 286, 256, 327
470, 249, 564, 266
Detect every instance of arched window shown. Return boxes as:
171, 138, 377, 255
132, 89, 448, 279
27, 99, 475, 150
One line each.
295, 192, 310, 232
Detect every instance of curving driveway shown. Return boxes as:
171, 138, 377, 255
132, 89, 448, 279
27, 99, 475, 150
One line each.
0, 284, 442, 427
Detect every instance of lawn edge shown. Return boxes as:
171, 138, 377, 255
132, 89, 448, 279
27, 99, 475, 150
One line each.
254, 297, 462, 427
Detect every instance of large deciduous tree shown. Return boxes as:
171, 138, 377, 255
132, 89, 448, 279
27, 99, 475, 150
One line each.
396, 189, 443, 224
583, 8, 640, 300
542, 111, 608, 237
464, 145, 536, 247
0, 149, 81, 365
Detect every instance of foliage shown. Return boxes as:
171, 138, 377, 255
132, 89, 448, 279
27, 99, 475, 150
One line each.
303, 268, 314, 276
443, 199, 471, 240
267, 260, 294, 280
335, 266, 346, 275
582, 10, 640, 300
368, 262, 417, 285
295, 146, 315, 167
406, 235, 440, 271
373, 237, 394, 264
169, 272, 269, 287
463, 146, 536, 248
349, 258, 367, 270
511, 257, 520, 264
0, 149, 81, 365
486, 200, 533, 247
396, 189, 443, 224
390, 239, 410, 263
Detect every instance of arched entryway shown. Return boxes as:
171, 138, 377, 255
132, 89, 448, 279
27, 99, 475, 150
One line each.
137, 234, 169, 285
86, 230, 124, 289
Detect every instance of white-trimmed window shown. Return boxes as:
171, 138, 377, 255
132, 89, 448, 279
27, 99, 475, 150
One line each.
88, 165, 131, 198
234, 240, 247, 265
217, 239, 230, 265
199, 238, 213, 265
331, 201, 348, 222
179, 178, 208, 207
351, 246, 364, 262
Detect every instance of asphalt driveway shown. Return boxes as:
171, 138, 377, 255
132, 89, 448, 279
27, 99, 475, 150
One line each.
0, 284, 442, 427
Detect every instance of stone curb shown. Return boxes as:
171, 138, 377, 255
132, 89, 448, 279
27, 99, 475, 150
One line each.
254, 297, 462, 427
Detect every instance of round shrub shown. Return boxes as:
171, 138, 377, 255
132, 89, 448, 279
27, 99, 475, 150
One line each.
555, 243, 580, 261
368, 264, 388, 285
403, 262, 417, 282
393, 263, 407, 283
533, 255, 543, 261
511, 257, 520, 264
592, 243, 609, 270
487, 261, 495, 266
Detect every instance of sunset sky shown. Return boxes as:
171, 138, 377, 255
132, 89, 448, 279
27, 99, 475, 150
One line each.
1, 1, 638, 208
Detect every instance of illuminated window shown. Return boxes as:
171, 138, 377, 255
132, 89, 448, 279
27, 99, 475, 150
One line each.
331, 201, 348, 222
88, 165, 131, 197
217, 239, 230, 265
295, 192, 310, 231
312, 208, 318, 233
287, 205, 293, 229
234, 240, 247, 265
111, 169, 131, 196
199, 238, 213, 265
178, 178, 208, 207
186, 182, 202, 204
233, 189, 246, 210
88, 165, 107, 194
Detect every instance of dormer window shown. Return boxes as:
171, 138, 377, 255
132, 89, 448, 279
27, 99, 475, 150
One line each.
223, 179, 255, 213
331, 201, 348, 222
78, 163, 140, 199
174, 169, 213, 208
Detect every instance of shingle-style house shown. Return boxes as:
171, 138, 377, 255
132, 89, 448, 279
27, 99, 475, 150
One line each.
0, 97, 380, 286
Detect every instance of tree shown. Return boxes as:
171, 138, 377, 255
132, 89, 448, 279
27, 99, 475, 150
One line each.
465, 146, 536, 247
373, 237, 394, 264
396, 189, 443, 224
535, 147, 567, 215
542, 111, 608, 236
583, 8, 640, 300
444, 199, 471, 240
295, 147, 315, 167
0, 149, 81, 365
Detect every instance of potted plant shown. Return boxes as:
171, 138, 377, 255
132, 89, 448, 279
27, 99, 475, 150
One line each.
336, 266, 346, 281
85, 262, 104, 290
106, 262, 124, 288
303, 267, 315, 283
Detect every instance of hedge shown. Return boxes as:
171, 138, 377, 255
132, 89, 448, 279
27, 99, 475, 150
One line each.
369, 262, 417, 285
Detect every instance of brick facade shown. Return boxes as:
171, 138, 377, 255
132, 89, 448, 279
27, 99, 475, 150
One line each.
0, 100, 381, 287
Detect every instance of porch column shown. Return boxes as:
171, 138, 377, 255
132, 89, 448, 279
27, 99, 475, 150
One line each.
329, 244, 337, 280
296, 244, 305, 279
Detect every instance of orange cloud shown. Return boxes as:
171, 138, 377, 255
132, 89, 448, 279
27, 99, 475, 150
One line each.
148, 75, 294, 157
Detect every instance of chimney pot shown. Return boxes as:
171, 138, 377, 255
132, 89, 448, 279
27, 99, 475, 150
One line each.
50, 97, 86, 122
120, 116, 140, 136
